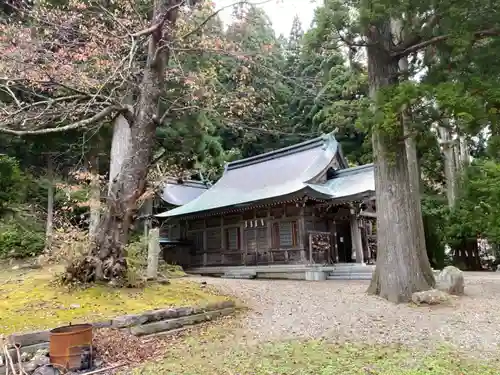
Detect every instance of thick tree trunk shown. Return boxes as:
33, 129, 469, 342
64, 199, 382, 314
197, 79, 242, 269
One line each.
366, 22, 434, 302
399, 56, 434, 286
88, 153, 101, 241
65, 0, 179, 283
108, 114, 131, 194
439, 124, 457, 207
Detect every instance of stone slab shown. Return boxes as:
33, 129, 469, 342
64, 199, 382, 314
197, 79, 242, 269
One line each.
140, 301, 235, 323
7, 330, 50, 348
92, 320, 113, 329
305, 270, 328, 281
111, 313, 149, 328
129, 307, 235, 336
1, 342, 49, 365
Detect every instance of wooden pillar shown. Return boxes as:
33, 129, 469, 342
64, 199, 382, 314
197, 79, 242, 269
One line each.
202, 219, 207, 266
241, 220, 247, 265
350, 213, 364, 264
298, 205, 307, 263
266, 207, 272, 263
332, 220, 338, 263
220, 216, 225, 265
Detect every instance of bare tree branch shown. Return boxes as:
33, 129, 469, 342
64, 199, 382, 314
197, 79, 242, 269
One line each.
392, 13, 441, 54
0, 105, 122, 136
180, 0, 273, 40
131, 1, 187, 37
392, 28, 500, 58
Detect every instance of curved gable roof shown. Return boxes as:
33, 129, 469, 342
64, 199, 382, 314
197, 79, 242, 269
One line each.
157, 133, 342, 218
308, 163, 375, 203
160, 179, 209, 206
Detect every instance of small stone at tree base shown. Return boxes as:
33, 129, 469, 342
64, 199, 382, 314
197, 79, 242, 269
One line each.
435, 266, 465, 295
157, 278, 170, 285
411, 289, 450, 305
32, 365, 60, 375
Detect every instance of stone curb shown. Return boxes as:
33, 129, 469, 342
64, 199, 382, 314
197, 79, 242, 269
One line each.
129, 307, 235, 336
2, 300, 236, 368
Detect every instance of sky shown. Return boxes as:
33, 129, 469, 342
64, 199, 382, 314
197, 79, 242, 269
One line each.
214, 0, 320, 37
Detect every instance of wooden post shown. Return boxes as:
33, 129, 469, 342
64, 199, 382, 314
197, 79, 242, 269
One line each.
240, 220, 246, 265
202, 219, 208, 266
332, 220, 338, 263
308, 233, 313, 264
266, 207, 272, 263
350, 212, 364, 264
298, 205, 307, 263
220, 216, 225, 265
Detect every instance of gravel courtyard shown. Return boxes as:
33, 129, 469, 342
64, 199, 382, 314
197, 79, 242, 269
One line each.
196, 273, 500, 358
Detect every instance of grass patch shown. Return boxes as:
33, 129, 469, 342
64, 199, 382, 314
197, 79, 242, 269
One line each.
0, 267, 229, 334
133, 324, 500, 375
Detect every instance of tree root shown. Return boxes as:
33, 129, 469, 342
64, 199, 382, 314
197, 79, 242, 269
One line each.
62, 255, 127, 286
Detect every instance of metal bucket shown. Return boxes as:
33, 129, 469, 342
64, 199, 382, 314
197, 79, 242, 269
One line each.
49, 324, 93, 371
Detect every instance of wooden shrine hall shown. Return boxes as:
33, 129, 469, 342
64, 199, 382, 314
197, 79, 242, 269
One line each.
155, 133, 377, 278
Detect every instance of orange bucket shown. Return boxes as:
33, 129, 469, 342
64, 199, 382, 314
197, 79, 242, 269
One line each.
49, 324, 93, 371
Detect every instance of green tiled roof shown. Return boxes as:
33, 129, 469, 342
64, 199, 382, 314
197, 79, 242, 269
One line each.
159, 179, 209, 206
156, 133, 344, 218
308, 164, 375, 204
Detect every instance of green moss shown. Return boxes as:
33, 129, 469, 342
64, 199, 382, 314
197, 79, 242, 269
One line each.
0, 268, 229, 334
135, 336, 500, 375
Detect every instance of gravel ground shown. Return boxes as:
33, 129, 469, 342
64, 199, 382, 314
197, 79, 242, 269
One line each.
194, 273, 500, 358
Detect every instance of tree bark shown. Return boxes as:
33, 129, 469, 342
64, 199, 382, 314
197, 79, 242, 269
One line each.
67, 0, 180, 283
399, 55, 434, 287
366, 21, 434, 302
108, 114, 131, 195
439, 124, 457, 207
88, 152, 101, 241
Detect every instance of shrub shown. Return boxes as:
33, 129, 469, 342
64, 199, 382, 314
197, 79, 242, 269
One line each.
0, 155, 26, 214
0, 220, 45, 258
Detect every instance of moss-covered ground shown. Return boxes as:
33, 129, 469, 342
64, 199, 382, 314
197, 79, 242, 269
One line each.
133, 322, 500, 375
0, 267, 229, 334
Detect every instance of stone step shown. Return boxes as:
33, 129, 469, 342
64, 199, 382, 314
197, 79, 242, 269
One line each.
330, 270, 374, 275
222, 271, 257, 279
327, 274, 373, 280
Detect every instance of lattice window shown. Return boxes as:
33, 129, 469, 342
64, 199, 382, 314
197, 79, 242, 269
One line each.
226, 227, 240, 250
272, 221, 298, 248
206, 229, 221, 250
245, 229, 257, 252
257, 227, 267, 250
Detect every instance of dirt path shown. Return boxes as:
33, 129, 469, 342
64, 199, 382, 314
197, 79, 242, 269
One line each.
193, 274, 500, 358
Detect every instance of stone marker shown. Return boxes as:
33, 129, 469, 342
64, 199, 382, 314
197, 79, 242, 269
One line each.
435, 266, 464, 295
411, 289, 449, 305
147, 228, 161, 280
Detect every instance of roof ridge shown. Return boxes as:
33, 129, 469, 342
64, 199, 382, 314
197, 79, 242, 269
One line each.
226, 132, 336, 171
165, 178, 209, 188
334, 163, 374, 176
